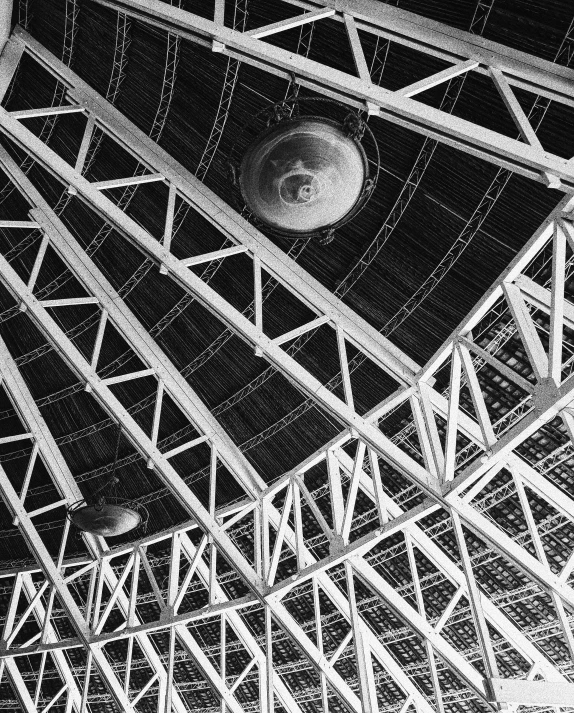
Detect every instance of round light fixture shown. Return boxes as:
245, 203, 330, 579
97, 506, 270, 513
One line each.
68, 499, 142, 538
67, 425, 146, 538
228, 98, 379, 243
239, 118, 367, 235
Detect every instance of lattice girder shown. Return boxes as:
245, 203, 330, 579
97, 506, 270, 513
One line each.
1, 21, 574, 713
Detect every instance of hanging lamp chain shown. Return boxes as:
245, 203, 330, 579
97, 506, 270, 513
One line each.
90, 422, 122, 507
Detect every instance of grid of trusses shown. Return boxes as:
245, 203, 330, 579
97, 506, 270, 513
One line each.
1, 2, 574, 713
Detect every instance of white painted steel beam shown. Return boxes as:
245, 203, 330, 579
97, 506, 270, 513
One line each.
0, 595, 254, 652
246, 8, 335, 39
1, 526, 300, 713
261, 451, 564, 709
0, 0, 12, 56
0, 261, 192, 712
351, 556, 489, 700
263, 507, 439, 713
0, 22, 573, 713
0, 148, 358, 713
3, 658, 37, 713
176, 534, 302, 713
0, 145, 264, 516
0, 469, 137, 713
0, 32, 448, 504
0, 35, 23, 104
487, 678, 574, 705
20, 574, 84, 713
281, 0, 574, 108
0, 342, 190, 713
9, 105, 85, 119
332, 448, 567, 684
8, 27, 570, 527
9, 59, 564, 616
418, 194, 574, 382
9, 26, 419, 389
89, 0, 574, 189
6, 46, 571, 606
0, 150, 446, 713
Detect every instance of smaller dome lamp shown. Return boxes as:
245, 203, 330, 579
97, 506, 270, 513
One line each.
68, 424, 145, 538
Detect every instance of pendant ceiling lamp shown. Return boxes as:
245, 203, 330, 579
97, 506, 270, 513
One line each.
69, 501, 141, 538
228, 97, 379, 244
68, 425, 146, 538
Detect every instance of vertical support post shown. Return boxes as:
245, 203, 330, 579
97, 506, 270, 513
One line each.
345, 561, 379, 713
443, 346, 462, 482
549, 221, 566, 385
327, 449, 344, 536
220, 613, 227, 713
74, 116, 95, 174
0, 38, 23, 103
312, 578, 329, 713
214, 0, 225, 26
405, 534, 445, 713
451, 513, 500, 683
164, 626, 176, 713
265, 604, 274, 713
209, 444, 218, 605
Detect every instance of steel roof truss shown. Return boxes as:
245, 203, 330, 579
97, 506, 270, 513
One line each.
1, 135, 572, 708
0, 294, 189, 712
0, 367, 190, 713
0, 135, 354, 713
89, 0, 574, 190
0, 31, 448, 500
4, 27, 423, 387
333, 447, 570, 691
1, 24, 574, 712
0, 162, 443, 713
0, 468, 138, 713
280, 0, 574, 107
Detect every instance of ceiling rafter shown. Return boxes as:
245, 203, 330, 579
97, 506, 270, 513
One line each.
1, 6, 574, 711
0, 121, 425, 713
93, 0, 574, 190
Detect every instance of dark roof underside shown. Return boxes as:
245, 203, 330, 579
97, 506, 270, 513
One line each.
1, 1, 574, 712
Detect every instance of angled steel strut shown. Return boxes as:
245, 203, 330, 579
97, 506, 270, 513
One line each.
91, 0, 574, 191
1, 22, 574, 713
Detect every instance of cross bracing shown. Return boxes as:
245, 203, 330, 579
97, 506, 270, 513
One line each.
1, 2, 574, 713
92, 0, 574, 190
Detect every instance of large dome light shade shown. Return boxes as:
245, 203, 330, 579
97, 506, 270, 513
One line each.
69, 503, 141, 537
239, 118, 367, 235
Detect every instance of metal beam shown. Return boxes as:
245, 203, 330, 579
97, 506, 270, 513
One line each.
0, 0, 12, 56
4, 57, 570, 636
20, 573, 83, 712
0, 36, 23, 104
0, 146, 360, 713
0, 469, 137, 713
1, 24, 573, 711
281, 0, 574, 107
3, 658, 37, 713
0, 341, 190, 713
10, 26, 418, 388
487, 678, 574, 705
0, 146, 450, 713
0, 30, 448, 505
89, 0, 574, 190
332, 448, 567, 684
11, 28, 570, 526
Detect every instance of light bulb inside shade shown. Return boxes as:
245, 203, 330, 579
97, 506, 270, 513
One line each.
239, 118, 367, 235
